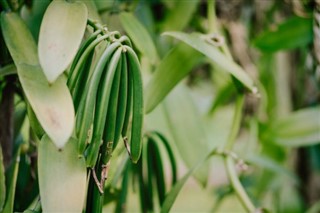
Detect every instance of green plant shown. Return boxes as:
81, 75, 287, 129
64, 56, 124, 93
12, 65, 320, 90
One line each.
0, 0, 319, 213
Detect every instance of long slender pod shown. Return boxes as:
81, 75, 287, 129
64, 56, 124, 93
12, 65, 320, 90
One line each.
113, 52, 128, 150
100, 51, 123, 165
68, 29, 102, 76
123, 45, 144, 163
85, 48, 122, 167
68, 33, 113, 93
72, 50, 94, 111
76, 41, 121, 154
148, 137, 166, 205
151, 131, 177, 184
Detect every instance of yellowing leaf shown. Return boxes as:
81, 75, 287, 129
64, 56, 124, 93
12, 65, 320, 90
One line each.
1, 12, 74, 148
38, 0, 88, 83
38, 135, 87, 213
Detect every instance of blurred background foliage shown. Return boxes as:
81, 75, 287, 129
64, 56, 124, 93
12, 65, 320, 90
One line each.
0, 0, 320, 212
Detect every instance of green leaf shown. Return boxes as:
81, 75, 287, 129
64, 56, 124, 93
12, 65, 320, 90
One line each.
2, 147, 21, 213
38, 135, 87, 213
1, 12, 75, 148
20, 0, 51, 41
161, 149, 213, 213
145, 43, 203, 113
163, 83, 209, 186
38, 0, 88, 83
0, 146, 5, 212
163, 32, 256, 93
272, 107, 320, 147
119, 12, 159, 63
0, 63, 16, 77
161, 0, 199, 32
253, 16, 313, 52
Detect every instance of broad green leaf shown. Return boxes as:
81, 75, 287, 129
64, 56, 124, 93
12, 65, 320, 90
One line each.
1, 12, 75, 148
2, 147, 21, 213
38, 135, 87, 213
0, 63, 16, 77
38, 0, 88, 83
272, 107, 320, 147
161, 149, 213, 213
93, 0, 114, 11
163, 83, 209, 186
161, 0, 199, 32
79, 0, 101, 22
145, 43, 203, 113
163, 32, 256, 92
20, 0, 51, 41
253, 16, 313, 52
0, 146, 5, 212
120, 12, 159, 63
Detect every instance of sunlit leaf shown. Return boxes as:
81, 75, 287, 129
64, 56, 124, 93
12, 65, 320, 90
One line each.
161, 149, 213, 213
2, 147, 20, 213
38, 0, 88, 83
120, 12, 159, 63
38, 135, 87, 213
163, 32, 256, 92
163, 83, 209, 186
145, 43, 203, 113
253, 16, 313, 52
272, 107, 320, 147
0, 146, 5, 212
161, 0, 199, 31
1, 12, 75, 148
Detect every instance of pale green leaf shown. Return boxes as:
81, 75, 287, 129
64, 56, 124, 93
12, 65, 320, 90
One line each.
273, 107, 320, 147
163, 32, 256, 92
38, 135, 87, 213
0, 146, 5, 212
161, 0, 199, 32
120, 12, 159, 63
38, 0, 88, 83
2, 147, 20, 213
161, 149, 213, 213
145, 43, 203, 113
1, 12, 75, 148
163, 83, 209, 186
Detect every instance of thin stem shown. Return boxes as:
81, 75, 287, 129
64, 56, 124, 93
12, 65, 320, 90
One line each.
224, 156, 256, 212
87, 19, 99, 31
224, 94, 244, 151
207, 0, 217, 33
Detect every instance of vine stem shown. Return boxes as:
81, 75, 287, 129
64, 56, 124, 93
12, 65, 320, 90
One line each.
207, 1, 257, 211
207, 0, 217, 33
225, 156, 256, 212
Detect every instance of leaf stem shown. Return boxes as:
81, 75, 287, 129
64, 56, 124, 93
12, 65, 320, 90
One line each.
224, 94, 244, 151
207, 0, 217, 33
224, 156, 256, 212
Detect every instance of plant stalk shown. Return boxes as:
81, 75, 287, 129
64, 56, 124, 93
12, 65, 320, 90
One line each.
224, 156, 256, 212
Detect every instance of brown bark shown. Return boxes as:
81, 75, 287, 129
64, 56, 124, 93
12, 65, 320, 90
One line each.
0, 75, 15, 169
